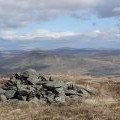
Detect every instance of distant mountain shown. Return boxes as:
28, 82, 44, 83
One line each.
0, 48, 120, 76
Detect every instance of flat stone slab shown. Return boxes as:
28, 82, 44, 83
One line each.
44, 81, 65, 89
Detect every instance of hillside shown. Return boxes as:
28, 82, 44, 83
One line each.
0, 49, 120, 76
0, 75, 119, 120
0, 49, 120, 120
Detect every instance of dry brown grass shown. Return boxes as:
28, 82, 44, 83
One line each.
0, 76, 9, 86
0, 75, 120, 120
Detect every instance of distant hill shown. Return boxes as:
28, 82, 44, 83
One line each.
0, 48, 120, 76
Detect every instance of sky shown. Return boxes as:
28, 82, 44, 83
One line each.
0, 0, 120, 50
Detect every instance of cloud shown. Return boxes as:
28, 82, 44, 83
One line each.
71, 0, 120, 19
95, 0, 120, 18
0, 0, 113, 29
1, 27, 120, 42
0, 0, 120, 50
0, 0, 119, 29
80, 28, 120, 41
0, 27, 120, 50
1, 29, 79, 40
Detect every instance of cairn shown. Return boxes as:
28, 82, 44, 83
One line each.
0, 69, 97, 103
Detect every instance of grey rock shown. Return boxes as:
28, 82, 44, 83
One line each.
2, 85, 11, 90
6, 80, 14, 86
26, 91, 36, 101
0, 94, 7, 102
17, 95, 27, 101
40, 89, 46, 96
80, 89, 90, 97
5, 90, 16, 99
14, 72, 21, 79
49, 77, 54, 81
2, 79, 17, 90
10, 76, 17, 82
39, 97, 47, 102
38, 75, 47, 81
22, 69, 38, 78
65, 82, 76, 90
27, 77, 41, 85
32, 85, 43, 91
0, 69, 97, 103
17, 85, 35, 96
55, 88, 65, 97
76, 85, 98, 95
0, 88, 6, 94
8, 99, 19, 103
36, 80, 48, 85
29, 97, 39, 102
55, 96, 65, 103
46, 94, 55, 103
44, 81, 64, 89
36, 90, 42, 99
10, 86, 17, 91
85, 86, 98, 95
64, 89, 79, 96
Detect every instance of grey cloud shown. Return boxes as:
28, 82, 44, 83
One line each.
95, 0, 120, 18
0, 27, 120, 50
0, 0, 119, 29
0, 0, 100, 29
72, 0, 120, 19
1, 27, 120, 42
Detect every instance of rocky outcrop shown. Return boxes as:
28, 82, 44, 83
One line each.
0, 69, 98, 103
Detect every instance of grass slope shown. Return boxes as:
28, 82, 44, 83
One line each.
0, 75, 119, 120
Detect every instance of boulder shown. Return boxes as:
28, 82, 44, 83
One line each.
32, 85, 43, 91
64, 89, 79, 96
26, 77, 41, 85
80, 89, 90, 97
44, 81, 64, 90
36, 90, 42, 99
26, 91, 36, 101
4, 90, 16, 99
46, 94, 55, 103
22, 69, 38, 78
17, 95, 27, 101
0, 88, 6, 94
0, 94, 7, 102
55, 88, 65, 96
17, 85, 35, 96
55, 96, 65, 103
85, 86, 98, 95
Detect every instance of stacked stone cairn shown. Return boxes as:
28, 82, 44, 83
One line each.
0, 69, 97, 103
